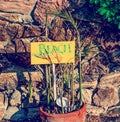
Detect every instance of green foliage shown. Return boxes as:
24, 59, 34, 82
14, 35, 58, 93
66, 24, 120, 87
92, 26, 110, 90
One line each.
90, 0, 120, 29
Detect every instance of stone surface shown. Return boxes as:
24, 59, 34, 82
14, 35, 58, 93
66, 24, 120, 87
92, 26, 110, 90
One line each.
86, 104, 105, 115
86, 115, 102, 122
0, 13, 24, 24
0, 72, 43, 91
33, 0, 69, 25
74, 81, 97, 90
6, 24, 43, 40
3, 106, 27, 121
82, 89, 93, 104
10, 109, 27, 121
0, 20, 8, 25
10, 90, 21, 106
6, 38, 30, 53
5, 38, 31, 67
5, 24, 24, 39
0, 93, 8, 121
49, 18, 66, 41
98, 72, 120, 88
21, 26, 43, 38
100, 39, 120, 70
0, 0, 37, 15
49, 17, 74, 41
0, 13, 33, 25
106, 106, 120, 118
82, 81, 98, 89
0, 73, 18, 91
93, 87, 119, 109
0, 26, 10, 42
4, 33, 42, 67
0, 24, 43, 46
82, 55, 109, 82
23, 71, 43, 82
0, 0, 37, 29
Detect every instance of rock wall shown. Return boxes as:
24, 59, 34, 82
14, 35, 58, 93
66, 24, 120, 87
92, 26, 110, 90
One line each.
0, 0, 120, 121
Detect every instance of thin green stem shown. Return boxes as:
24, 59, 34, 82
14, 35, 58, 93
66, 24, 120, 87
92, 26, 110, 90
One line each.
52, 64, 57, 101
28, 82, 33, 99
71, 63, 75, 109
45, 4, 50, 112
46, 65, 50, 113
77, 30, 82, 106
61, 81, 64, 114
60, 64, 64, 114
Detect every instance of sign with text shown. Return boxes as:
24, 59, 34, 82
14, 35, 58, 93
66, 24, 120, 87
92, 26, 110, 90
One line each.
31, 41, 75, 64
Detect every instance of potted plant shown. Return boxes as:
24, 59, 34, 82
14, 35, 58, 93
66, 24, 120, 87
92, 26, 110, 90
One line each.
31, 6, 97, 122
36, 8, 88, 122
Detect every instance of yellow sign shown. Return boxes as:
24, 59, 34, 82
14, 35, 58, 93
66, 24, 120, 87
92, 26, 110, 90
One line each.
31, 41, 75, 64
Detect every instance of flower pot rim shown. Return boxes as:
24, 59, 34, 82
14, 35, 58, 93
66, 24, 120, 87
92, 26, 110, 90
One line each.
40, 103, 86, 118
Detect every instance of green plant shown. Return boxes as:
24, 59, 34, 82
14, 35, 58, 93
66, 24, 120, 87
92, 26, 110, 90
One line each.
90, 0, 120, 29
27, 72, 33, 103
32, 1, 98, 115
36, 7, 99, 114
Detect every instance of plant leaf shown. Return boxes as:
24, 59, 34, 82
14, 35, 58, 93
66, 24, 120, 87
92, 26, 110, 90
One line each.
98, 7, 107, 15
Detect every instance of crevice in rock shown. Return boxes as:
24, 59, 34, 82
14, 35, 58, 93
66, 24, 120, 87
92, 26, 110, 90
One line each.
0, 10, 24, 15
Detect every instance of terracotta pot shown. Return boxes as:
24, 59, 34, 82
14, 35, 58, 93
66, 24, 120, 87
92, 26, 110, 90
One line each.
40, 103, 86, 122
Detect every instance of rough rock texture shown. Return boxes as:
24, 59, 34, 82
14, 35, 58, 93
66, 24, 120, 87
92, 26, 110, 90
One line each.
9, 90, 21, 106
86, 104, 105, 116
5, 38, 31, 67
82, 89, 93, 104
98, 72, 120, 88
93, 87, 119, 108
5, 24, 43, 39
0, 93, 8, 121
82, 55, 109, 82
49, 17, 75, 41
0, 24, 43, 44
3, 106, 20, 121
0, 73, 18, 91
0, 0, 37, 23
33, 0, 69, 25
93, 72, 120, 110
0, 26, 10, 42
0, 72, 43, 91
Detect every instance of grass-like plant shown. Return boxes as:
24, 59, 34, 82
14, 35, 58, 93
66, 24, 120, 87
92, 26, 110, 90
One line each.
35, 4, 99, 114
